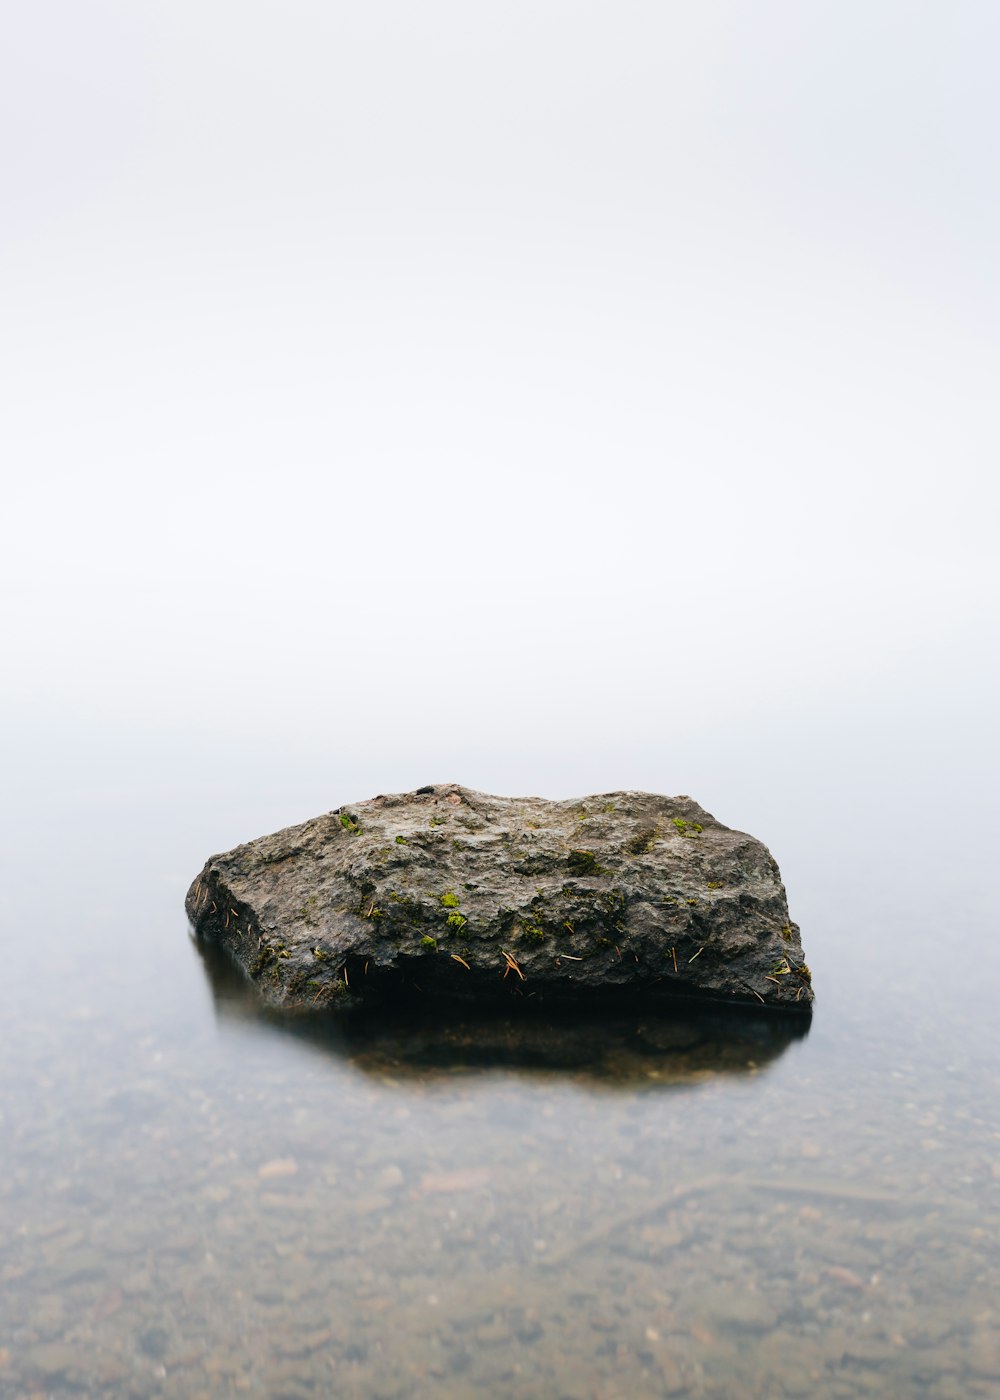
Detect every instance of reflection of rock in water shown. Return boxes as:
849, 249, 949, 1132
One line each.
193, 932, 808, 1087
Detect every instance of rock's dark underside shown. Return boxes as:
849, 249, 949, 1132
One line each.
185, 785, 813, 1015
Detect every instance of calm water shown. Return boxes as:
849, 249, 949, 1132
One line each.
2, 732, 999, 1400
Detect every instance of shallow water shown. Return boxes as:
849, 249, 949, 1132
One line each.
2, 751, 999, 1399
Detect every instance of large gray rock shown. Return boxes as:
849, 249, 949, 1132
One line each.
185, 785, 812, 1014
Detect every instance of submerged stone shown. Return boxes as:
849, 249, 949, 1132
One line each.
185, 785, 812, 1014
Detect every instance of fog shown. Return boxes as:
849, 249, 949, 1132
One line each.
3, 1, 997, 830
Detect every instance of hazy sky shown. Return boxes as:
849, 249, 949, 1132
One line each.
3, 1, 997, 810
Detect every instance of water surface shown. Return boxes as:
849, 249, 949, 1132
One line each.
2, 748, 998, 1399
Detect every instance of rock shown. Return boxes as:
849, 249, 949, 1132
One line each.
185, 785, 812, 1014
258, 1157, 299, 1180
25, 1341, 86, 1382
692, 1284, 780, 1333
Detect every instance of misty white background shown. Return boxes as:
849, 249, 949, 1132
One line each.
3, 2, 997, 883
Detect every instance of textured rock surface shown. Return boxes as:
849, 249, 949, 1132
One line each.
185, 785, 812, 1014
